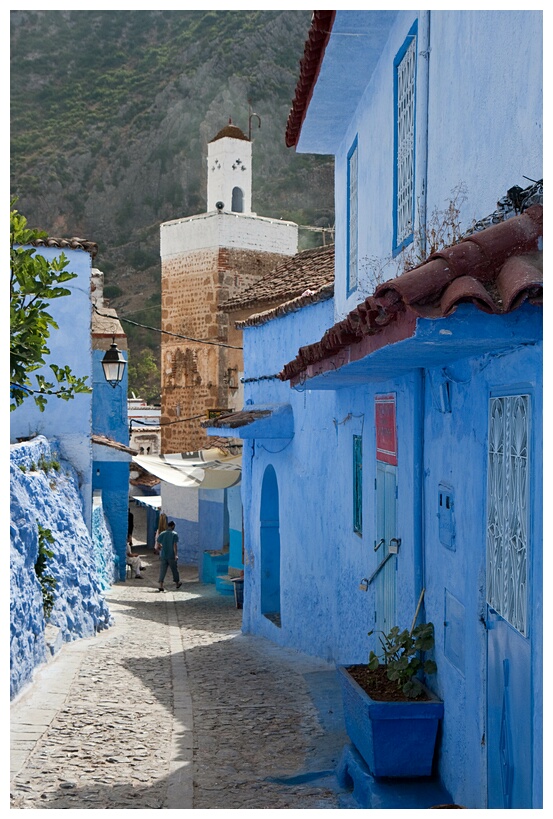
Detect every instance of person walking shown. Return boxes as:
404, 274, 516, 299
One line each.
156, 521, 181, 592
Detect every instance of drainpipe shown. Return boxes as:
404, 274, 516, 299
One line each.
413, 368, 426, 622
417, 10, 431, 257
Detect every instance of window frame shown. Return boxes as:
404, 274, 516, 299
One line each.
392, 20, 418, 256
346, 135, 359, 296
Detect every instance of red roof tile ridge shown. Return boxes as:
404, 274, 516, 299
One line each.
285, 11, 336, 148
279, 205, 543, 383
375, 205, 542, 309
221, 243, 335, 311
30, 236, 99, 259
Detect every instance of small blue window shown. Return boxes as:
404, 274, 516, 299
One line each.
353, 434, 363, 535
347, 136, 359, 294
393, 21, 417, 255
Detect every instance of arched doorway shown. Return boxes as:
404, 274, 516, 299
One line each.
260, 465, 281, 626
231, 186, 244, 213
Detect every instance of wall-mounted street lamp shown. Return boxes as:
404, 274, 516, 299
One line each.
101, 338, 127, 388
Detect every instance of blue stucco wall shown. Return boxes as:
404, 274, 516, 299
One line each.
239, 299, 542, 808
10, 437, 113, 700
301, 10, 543, 320
92, 347, 130, 581
227, 484, 243, 570
10, 246, 94, 531
199, 490, 227, 554
91, 493, 117, 590
92, 459, 130, 580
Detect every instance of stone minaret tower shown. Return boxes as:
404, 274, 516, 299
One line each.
160, 121, 298, 453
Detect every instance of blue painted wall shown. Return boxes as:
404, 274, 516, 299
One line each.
227, 484, 243, 571
273, 10, 543, 806
92, 347, 130, 581
301, 10, 543, 320
161, 483, 200, 566
238, 297, 542, 807
10, 437, 113, 700
10, 245, 94, 530
199, 489, 227, 555
92, 458, 130, 580
91, 493, 118, 590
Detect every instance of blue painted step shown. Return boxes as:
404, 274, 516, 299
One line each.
215, 574, 235, 596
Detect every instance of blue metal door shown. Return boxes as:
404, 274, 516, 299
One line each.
486, 394, 533, 808
375, 462, 397, 634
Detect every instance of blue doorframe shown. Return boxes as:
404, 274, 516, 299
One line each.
260, 465, 281, 621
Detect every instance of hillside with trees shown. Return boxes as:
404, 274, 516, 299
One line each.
10, 10, 334, 402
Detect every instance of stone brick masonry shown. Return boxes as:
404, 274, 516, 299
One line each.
161, 247, 291, 452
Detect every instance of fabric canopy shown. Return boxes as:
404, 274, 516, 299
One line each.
131, 495, 162, 509
132, 448, 241, 489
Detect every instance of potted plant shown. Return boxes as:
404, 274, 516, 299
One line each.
337, 619, 443, 778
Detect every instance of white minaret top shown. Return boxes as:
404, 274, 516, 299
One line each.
207, 121, 253, 215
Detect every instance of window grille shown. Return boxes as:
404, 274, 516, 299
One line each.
347, 139, 358, 293
395, 34, 416, 249
486, 395, 529, 636
353, 434, 363, 534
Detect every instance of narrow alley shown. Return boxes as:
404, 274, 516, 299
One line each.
10, 544, 348, 809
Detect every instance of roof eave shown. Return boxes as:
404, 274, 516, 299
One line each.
287, 304, 542, 390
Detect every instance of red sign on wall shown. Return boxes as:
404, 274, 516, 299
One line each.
375, 393, 397, 465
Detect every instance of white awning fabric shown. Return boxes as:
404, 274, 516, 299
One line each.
132, 495, 162, 509
132, 448, 241, 489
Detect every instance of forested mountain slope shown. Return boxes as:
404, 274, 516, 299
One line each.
11, 10, 334, 400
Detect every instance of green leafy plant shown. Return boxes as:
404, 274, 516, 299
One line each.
368, 622, 437, 699
35, 524, 57, 620
37, 453, 61, 472
10, 202, 92, 412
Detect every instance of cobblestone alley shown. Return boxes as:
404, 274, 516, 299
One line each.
10, 548, 348, 809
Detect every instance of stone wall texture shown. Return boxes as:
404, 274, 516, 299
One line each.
10, 436, 113, 700
161, 246, 290, 453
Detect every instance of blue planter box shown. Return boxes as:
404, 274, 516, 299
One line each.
337, 665, 443, 778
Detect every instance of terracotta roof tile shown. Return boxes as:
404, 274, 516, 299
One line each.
210, 123, 249, 143
280, 205, 542, 383
30, 236, 98, 259
236, 281, 334, 329
221, 243, 335, 312
285, 11, 336, 148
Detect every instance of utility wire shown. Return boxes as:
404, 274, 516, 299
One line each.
129, 414, 205, 429
93, 304, 243, 350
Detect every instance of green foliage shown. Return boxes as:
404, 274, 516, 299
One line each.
37, 453, 61, 472
128, 348, 160, 404
368, 622, 437, 699
103, 284, 123, 299
10, 204, 92, 411
35, 524, 57, 620
10, 10, 334, 374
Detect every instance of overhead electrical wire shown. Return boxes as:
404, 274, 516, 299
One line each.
93, 304, 243, 350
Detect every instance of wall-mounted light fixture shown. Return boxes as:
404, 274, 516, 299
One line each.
101, 337, 126, 387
